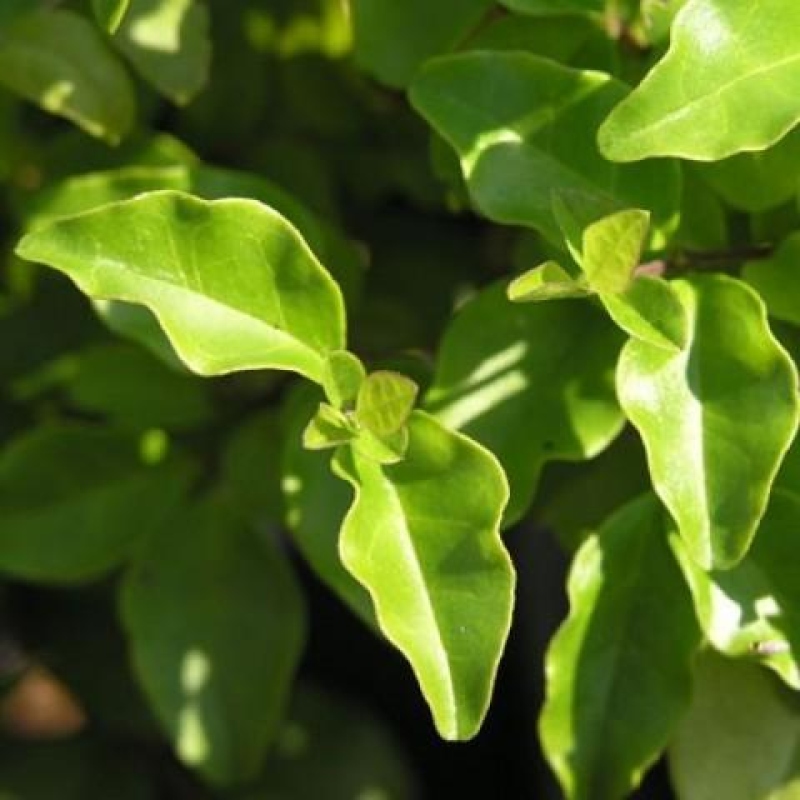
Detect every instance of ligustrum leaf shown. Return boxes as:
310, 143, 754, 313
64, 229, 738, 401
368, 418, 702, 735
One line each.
15, 191, 346, 384
540, 494, 701, 800
322, 350, 366, 409
617, 274, 799, 569
671, 489, 800, 690
92, 0, 131, 32
499, 0, 603, 14
0, 10, 135, 143
669, 652, 800, 800
599, 0, 800, 162
355, 371, 418, 438
582, 209, 650, 295
410, 52, 680, 246
0, 424, 191, 583
302, 403, 358, 451
744, 232, 800, 327
120, 496, 306, 785
333, 411, 515, 740
112, 0, 211, 105
425, 282, 624, 525
507, 261, 591, 303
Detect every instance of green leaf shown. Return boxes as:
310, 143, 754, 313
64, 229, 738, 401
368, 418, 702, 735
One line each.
302, 403, 358, 450
120, 497, 306, 785
333, 411, 515, 740
350, 0, 492, 88
355, 371, 418, 438
425, 282, 624, 525
601, 275, 689, 350
695, 127, 800, 213
410, 52, 680, 245
0, 10, 135, 143
16, 191, 346, 384
617, 274, 799, 569
582, 209, 649, 294
507, 260, 591, 303
599, 0, 800, 162
669, 652, 800, 800
499, 0, 603, 14
282, 389, 376, 628
244, 684, 417, 799
671, 489, 800, 690
540, 494, 701, 800
112, 0, 211, 105
0, 425, 190, 583
744, 232, 800, 327
322, 350, 366, 409
92, 0, 131, 33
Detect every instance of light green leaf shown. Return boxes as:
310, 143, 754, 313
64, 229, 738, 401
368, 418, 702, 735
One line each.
333, 411, 515, 740
669, 652, 800, 800
599, 0, 800, 162
696, 127, 800, 213
282, 388, 376, 627
410, 52, 680, 245
617, 274, 799, 569
582, 209, 650, 294
499, 0, 603, 13
322, 350, 366, 409
425, 282, 624, 525
0, 425, 190, 583
601, 275, 689, 350
120, 497, 306, 785
92, 0, 131, 32
350, 425, 410, 466
16, 191, 346, 384
0, 10, 135, 143
355, 371, 418, 438
350, 0, 492, 88
302, 403, 358, 450
112, 0, 211, 105
671, 489, 800, 690
540, 494, 701, 800
507, 260, 591, 303
744, 233, 800, 327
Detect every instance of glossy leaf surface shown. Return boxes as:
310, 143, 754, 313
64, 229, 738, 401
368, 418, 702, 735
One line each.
671, 489, 800, 689
540, 494, 700, 800
16, 191, 346, 384
670, 652, 800, 800
113, 0, 211, 104
410, 52, 679, 244
599, 0, 800, 162
350, 0, 492, 87
0, 10, 135, 143
333, 411, 515, 740
617, 274, 799, 569
121, 498, 306, 785
425, 282, 624, 524
0, 425, 190, 583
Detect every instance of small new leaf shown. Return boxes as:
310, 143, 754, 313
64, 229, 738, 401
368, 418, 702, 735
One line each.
322, 350, 367, 409
302, 403, 358, 451
507, 261, 591, 303
356, 371, 419, 438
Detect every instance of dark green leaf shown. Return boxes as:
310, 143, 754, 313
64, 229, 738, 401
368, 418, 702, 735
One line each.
540, 494, 701, 800
425, 282, 624, 525
92, 0, 131, 33
333, 411, 515, 740
744, 233, 800, 327
120, 497, 306, 785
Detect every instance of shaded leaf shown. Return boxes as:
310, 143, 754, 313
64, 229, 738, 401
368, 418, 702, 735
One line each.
540, 494, 700, 800
617, 274, 799, 569
499, 0, 603, 14
113, 0, 211, 105
0, 10, 135, 143
0, 425, 190, 583
410, 52, 680, 245
120, 497, 306, 785
92, 0, 131, 32
599, 0, 800, 162
16, 191, 346, 384
744, 232, 800, 327
669, 652, 800, 800
425, 282, 624, 525
333, 411, 515, 740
